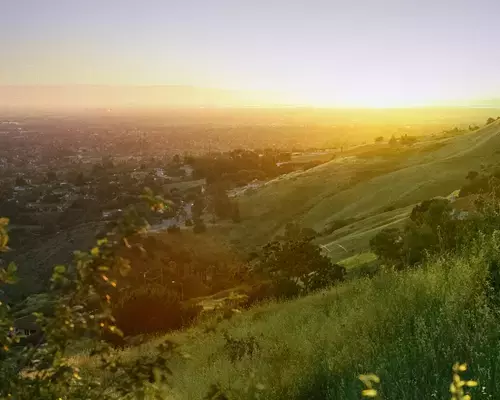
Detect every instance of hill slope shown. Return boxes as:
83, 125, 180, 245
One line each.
98, 234, 498, 399
227, 121, 500, 257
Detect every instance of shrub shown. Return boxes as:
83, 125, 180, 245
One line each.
370, 227, 404, 267
257, 228, 345, 298
222, 331, 260, 363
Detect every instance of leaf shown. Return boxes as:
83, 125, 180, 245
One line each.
0, 231, 9, 251
6, 262, 17, 274
54, 265, 66, 274
109, 325, 124, 337
117, 257, 131, 277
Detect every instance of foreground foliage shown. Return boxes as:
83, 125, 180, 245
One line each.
0, 192, 181, 399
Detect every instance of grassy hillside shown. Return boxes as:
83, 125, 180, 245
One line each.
226, 121, 500, 257
88, 233, 500, 399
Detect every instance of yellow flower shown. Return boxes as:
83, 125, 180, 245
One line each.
361, 389, 377, 397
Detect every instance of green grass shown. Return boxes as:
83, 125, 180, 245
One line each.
226, 121, 500, 252
337, 251, 377, 270
317, 206, 412, 262
90, 232, 500, 399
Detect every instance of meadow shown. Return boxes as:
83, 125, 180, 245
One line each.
89, 230, 498, 399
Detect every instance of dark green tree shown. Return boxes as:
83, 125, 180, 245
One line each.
46, 171, 57, 182
370, 227, 404, 267
258, 233, 344, 298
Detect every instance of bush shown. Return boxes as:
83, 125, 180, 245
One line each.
371, 198, 458, 268
400, 134, 417, 146
370, 227, 403, 267
257, 228, 345, 298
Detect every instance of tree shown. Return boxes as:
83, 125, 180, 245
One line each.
191, 195, 204, 221
210, 185, 232, 220
466, 171, 479, 181
370, 227, 403, 266
372, 198, 457, 268
74, 172, 86, 186
192, 195, 206, 233
400, 134, 417, 146
46, 171, 57, 182
15, 176, 27, 186
258, 233, 344, 298
486, 117, 496, 125
231, 202, 241, 223
389, 135, 398, 145
374, 136, 384, 143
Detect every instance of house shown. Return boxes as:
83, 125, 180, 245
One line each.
102, 208, 123, 219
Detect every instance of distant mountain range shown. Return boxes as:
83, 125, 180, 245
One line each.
0, 85, 498, 110
0, 85, 288, 109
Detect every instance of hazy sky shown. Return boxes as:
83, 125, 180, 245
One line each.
1, 0, 500, 106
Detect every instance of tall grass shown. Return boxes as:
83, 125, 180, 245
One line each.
86, 232, 500, 399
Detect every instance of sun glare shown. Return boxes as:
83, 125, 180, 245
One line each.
277, 83, 436, 109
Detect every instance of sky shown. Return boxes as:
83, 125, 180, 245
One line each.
1, 0, 500, 107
